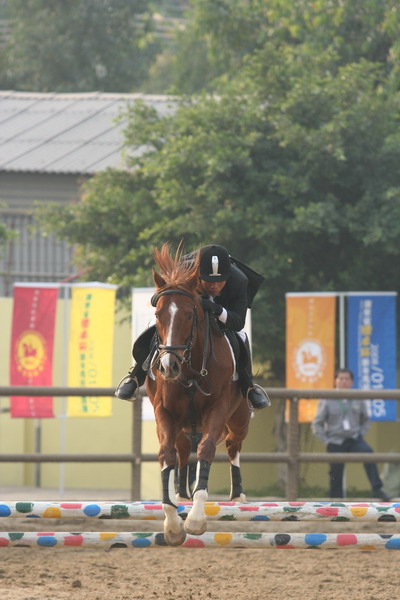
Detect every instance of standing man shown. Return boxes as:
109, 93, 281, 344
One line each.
312, 368, 390, 500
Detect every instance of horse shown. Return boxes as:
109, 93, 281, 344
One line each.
146, 243, 252, 546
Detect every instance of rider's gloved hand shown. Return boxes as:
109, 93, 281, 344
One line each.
201, 298, 223, 316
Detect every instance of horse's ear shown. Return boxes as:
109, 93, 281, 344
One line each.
153, 267, 166, 289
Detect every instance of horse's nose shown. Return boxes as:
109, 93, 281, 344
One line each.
160, 354, 181, 380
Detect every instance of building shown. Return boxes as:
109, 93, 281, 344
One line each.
0, 91, 175, 296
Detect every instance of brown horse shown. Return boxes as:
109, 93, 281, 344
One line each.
146, 243, 251, 546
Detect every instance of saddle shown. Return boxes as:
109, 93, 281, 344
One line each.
224, 330, 240, 366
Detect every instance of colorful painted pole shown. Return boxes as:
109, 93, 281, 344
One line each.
1, 531, 400, 550
1, 501, 399, 522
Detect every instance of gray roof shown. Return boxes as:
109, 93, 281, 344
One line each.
0, 91, 176, 175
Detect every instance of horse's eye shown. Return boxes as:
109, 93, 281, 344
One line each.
155, 312, 159, 320
188, 313, 193, 320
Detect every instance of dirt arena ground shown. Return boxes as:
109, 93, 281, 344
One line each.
1, 488, 399, 600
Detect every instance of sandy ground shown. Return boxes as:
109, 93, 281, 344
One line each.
0, 487, 399, 600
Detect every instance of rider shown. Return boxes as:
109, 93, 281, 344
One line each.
115, 244, 271, 410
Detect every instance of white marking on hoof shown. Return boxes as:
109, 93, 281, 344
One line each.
184, 489, 207, 536
231, 493, 247, 503
163, 503, 186, 546
175, 494, 191, 503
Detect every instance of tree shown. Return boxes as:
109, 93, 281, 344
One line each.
3, 0, 158, 92
37, 1, 400, 379
0, 207, 14, 254
165, 0, 400, 94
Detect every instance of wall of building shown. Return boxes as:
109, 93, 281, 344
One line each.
0, 172, 88, 296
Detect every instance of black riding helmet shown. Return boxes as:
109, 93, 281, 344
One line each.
199, 245, 231, 282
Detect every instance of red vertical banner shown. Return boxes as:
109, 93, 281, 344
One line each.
9, 284, 59, 418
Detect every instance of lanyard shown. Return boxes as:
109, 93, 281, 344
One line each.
339, 398, 352, 417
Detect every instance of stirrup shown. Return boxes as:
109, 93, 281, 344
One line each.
246, 384, 271, 411
114, 372, 140, 402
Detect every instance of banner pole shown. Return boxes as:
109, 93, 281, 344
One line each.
59, 284, 70, 499
34, 418, 41, 486
338, 293, 346, 368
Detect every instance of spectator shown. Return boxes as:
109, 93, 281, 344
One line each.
312, 368, 390, 500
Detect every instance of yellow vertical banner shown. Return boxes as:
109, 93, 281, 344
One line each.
286, 293, 336, 422
67, 283, 117, 417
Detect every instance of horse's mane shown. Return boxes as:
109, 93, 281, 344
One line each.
153, 242, 200, 291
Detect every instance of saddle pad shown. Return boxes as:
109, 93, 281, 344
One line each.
224, 334, 239, 381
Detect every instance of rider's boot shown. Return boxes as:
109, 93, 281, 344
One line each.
237, 334, 271, 410
247, 385, 271, 410
115, 365, 145, 401
115, 325, 157, 401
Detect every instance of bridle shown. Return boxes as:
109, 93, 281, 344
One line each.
152, 288, 211, 390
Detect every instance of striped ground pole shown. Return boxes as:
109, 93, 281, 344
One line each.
1, 501, 400, 522
1, 531, 400, 550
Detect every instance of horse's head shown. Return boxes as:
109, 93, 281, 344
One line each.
152, 243, 201, 381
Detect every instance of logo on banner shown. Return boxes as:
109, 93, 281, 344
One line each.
293, 338, 325, 383
15, 330, 47, 378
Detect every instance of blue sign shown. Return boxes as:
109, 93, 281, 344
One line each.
347, 294, 397, 421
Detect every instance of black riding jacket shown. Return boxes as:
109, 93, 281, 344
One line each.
210, 264, 248, 332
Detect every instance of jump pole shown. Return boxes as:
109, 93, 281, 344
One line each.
1, 501, 400, 522
1, 531, 400, 550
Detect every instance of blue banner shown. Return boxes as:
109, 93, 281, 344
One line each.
347, 294, 397, 421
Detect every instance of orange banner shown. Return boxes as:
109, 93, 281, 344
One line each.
286, 294, 336, 422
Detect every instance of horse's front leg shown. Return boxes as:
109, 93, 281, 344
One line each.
183, 458, 211, 535
162, 464, 186, 546
184, 425, 221, 536
155, 406, 186, 546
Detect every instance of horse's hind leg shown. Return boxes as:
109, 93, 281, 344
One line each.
229, 452, 247, 502
226, 429, 248, 502
175, 431, 192, 502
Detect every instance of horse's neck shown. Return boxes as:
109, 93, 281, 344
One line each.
192, 315, 222, 366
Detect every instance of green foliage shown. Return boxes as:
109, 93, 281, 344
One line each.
0, 205, 16, 253
4, 0, 158, 92
0, 222, 9, 246
168, 0, 400, 93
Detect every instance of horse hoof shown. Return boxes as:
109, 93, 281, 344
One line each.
231, 493, 247, 503
164, 528, 187, 546
184, 519, 207, 536
175, 495, 191, 504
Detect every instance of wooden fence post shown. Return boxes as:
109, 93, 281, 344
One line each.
287, 396, 300, 500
